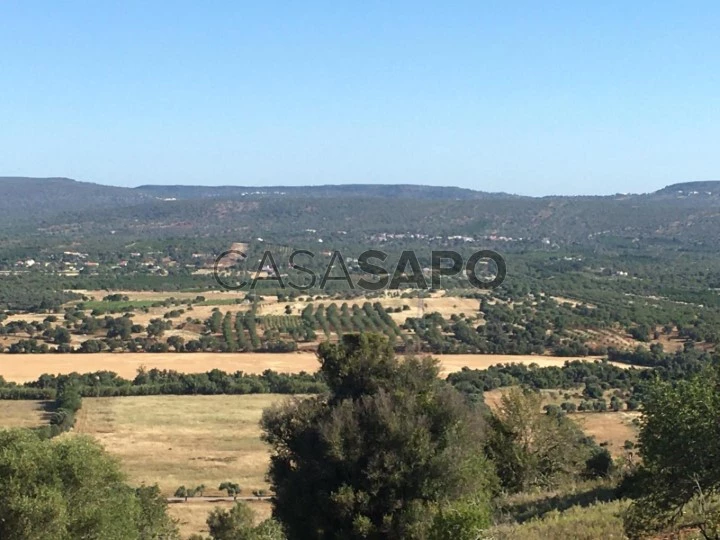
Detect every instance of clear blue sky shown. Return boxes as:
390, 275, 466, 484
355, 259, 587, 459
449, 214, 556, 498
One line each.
1, 2, 718, 196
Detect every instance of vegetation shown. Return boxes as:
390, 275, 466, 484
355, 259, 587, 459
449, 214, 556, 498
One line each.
0, 429, 178, 539
624, 365, 720, 539
261, 334, 495, 539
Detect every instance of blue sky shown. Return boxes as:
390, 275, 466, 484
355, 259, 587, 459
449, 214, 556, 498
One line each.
1, 1, 718, 196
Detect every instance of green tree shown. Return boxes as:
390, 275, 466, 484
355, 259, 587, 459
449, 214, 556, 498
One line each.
167, 335, 185, 352
624, 367, 720, 539
261, 333, 495, 539
207, 502, 254, 540
0, 430, 178, 539
207, 502, 284, 540
52, 326, 71, 345
174, 486, 193, 502
219, 482, 242, 500
486, 388, 591, 492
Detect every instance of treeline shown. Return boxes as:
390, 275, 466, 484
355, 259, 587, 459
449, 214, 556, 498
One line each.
447, 348, 720, 406
32, 383, 83, 438
404, 308, 597, 356
0, 368, 327, 400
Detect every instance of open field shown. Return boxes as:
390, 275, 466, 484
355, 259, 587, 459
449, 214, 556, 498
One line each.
0, 352, 623, 383
573, 412, 640, 456
73, 394, 288, 497
0, 400, 47, 429
0, 352, 318, 383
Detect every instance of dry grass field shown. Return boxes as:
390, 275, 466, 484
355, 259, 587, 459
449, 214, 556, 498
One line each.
73, 394, 290, 497
573, 412, 640, 456
0, 352, 320, 383
0, 351, 620, 383
0, 400, 47, 428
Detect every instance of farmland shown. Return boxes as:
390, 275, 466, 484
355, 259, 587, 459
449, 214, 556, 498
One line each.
0, 351, 620, 383
73, 394, 284, 496
3, 282, 692, 361
73, 394, 280, 537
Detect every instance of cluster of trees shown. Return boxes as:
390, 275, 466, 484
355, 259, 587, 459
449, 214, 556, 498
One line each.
302, 302, 403, 343
403, 304, 597, 356
254, 334, 720, 539
4, 329, 720, 538
446, 347, 719, 406
486, 389, 612, 493
622, 365, 720, 538
174, 481, 243, 501
0, 368, 327, 399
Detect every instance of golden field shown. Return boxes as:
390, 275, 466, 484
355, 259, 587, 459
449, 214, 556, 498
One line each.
0, 400, 47, 428
0, 351, 619, 383
72, 394, 288, 497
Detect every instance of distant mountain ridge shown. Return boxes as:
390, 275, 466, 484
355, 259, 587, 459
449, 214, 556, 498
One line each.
656, 181, 720, 195
2, 177, 720, 247
133, 183, 520, 200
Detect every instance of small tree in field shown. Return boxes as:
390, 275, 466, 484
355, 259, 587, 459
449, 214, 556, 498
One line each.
219, 482, 242, 500
174, 486, 198, 502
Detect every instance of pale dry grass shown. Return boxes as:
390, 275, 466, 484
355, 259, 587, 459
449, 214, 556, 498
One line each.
0, 351, 628, 383
73, 394, 292, 497
73, 289, 246, 301
573, 412, 639, 457
0, 352, 320, 383
0, 400, 47, 428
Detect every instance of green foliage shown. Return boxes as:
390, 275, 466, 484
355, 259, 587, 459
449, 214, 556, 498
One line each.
207, 503, 283, 540
0, 430, 178, 539
428, 497, 493, 539
261, 333, 495, 539
624, 366, 720, 539
219, 482, 242, 500
486, 388, 593, 493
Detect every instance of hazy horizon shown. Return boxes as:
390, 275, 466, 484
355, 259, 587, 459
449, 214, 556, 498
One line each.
3, 174, 707, 198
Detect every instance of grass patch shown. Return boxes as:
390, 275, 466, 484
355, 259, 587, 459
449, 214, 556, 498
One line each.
78, 300, 161, 311
73, 394, 295, 497
488, 499, 629, 539
0, 400, 49, 429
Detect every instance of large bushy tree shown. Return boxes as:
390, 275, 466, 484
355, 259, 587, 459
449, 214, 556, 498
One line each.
485, 388, 593, 492
261, 333, 495, 539
0, 429, 177, 540
624, 367, 720, 539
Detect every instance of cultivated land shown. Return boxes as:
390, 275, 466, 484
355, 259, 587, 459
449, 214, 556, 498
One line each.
72, 394, 280, 538
0, 352, 621, 383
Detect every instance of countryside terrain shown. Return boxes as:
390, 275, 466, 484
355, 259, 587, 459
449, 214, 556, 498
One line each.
2, 179, 720, 538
